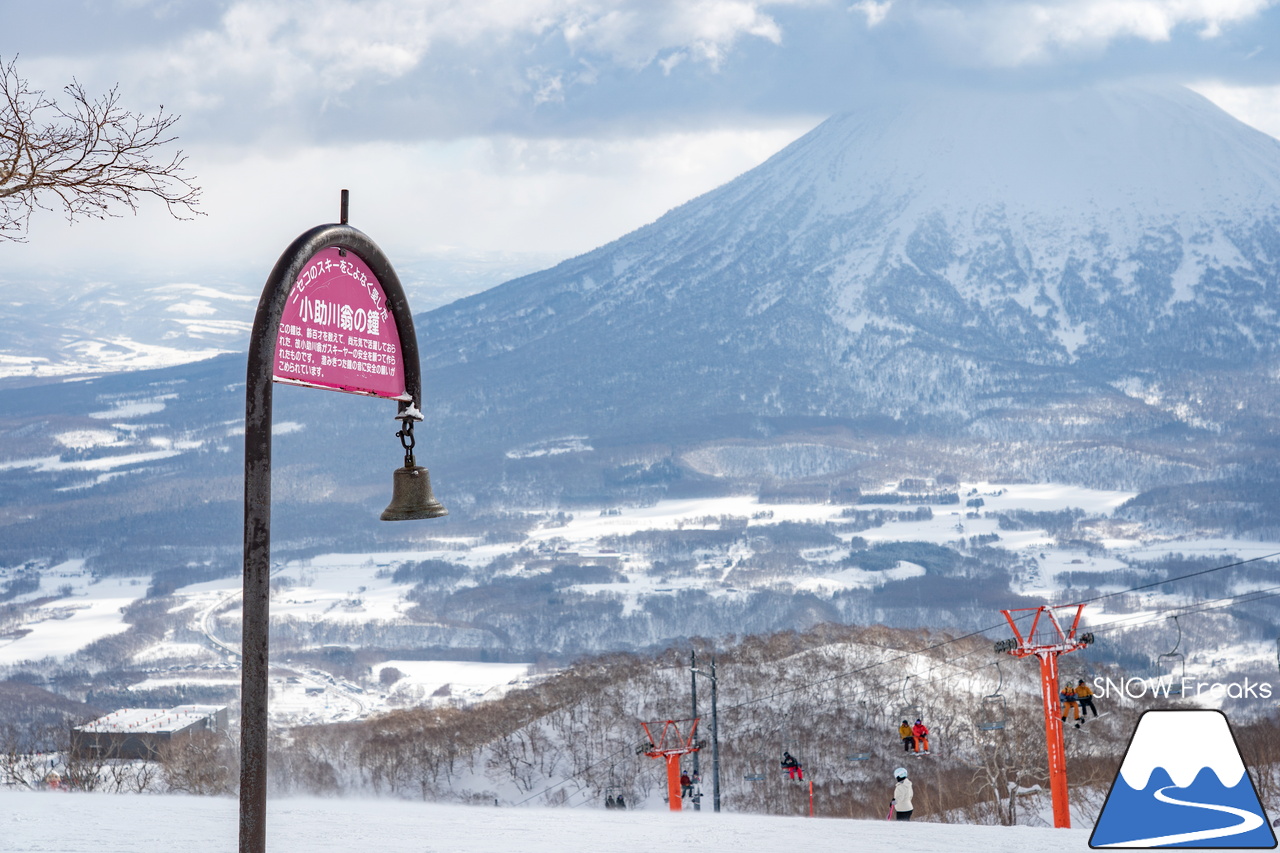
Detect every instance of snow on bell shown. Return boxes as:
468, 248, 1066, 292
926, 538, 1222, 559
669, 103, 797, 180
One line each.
380, 405, 448, 521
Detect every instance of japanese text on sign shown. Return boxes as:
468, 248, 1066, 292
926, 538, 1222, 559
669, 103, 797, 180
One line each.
271, 247, 406, 398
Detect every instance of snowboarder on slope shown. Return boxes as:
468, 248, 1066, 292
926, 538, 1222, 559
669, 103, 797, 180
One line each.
781, 751, 803, 781
1075, 679, 1098, 721
892, 767, 914, 821
898, 719, 915, 753
911, 719, 930, 754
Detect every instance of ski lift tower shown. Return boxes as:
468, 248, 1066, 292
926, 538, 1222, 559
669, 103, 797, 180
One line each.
997, 604, 1094, 829
637, 719, 702, 812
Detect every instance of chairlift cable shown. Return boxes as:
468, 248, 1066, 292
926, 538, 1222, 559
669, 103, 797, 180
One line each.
489, 556, 1280, 809
652, 552, 1280, 719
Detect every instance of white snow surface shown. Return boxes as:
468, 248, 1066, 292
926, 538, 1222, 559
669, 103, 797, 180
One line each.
1118, 710, 1247, 790
374, 659, 534, 704
0, 573, 149, 665
0, 791, 1091, 853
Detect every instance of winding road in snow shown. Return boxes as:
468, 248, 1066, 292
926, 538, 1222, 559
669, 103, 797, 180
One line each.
193, 581, 368, 718
1100, 785, 1264, 847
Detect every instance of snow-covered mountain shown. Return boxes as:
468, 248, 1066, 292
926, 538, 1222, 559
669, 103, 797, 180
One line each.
0, 278, 256, 384
410, 81, 1280, 497
0, 250, 556, 386
1119, 710, 1247, 790
4, 80, 1280, 582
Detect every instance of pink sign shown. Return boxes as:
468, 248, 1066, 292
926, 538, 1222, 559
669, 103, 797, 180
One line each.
272, 247, 406, 399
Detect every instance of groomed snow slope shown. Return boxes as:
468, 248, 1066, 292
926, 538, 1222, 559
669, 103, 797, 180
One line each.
1, 791, 1090, 853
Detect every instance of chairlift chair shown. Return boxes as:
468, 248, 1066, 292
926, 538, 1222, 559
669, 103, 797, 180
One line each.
846, 735, 873, 761
1264, 637, 1280, 708
843, 706, 873, 760
898, 675, 923, 723
1157, 615, 1186, 697
743, 750, 768, 782
977, 661, 1008, 732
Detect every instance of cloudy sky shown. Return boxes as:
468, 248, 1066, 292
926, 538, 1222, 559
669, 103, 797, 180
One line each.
6, 0, 1280, 287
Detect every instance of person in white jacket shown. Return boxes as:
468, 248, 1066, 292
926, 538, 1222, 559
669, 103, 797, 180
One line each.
892, 767, 914, 821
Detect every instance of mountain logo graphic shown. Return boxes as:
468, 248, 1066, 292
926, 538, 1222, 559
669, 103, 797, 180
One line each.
1090, 709, 1276, 848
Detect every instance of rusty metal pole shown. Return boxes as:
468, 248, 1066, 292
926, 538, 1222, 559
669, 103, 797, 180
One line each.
241, 199, 427, 853
690, 650, 700, 810
711, 657, 721, 813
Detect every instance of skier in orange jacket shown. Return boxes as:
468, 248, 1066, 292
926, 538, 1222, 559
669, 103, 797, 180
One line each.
911, 719, 930, 755
1061, 682, 1081, 727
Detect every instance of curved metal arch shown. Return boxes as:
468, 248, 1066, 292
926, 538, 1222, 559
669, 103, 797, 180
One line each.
247, 223, 423, 412
241, 221, 426, 853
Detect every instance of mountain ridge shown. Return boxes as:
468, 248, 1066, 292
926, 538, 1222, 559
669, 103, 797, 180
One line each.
5, 80, 1280, 570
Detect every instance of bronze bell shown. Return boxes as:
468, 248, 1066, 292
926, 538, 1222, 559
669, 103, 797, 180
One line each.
380, 464, 448, 521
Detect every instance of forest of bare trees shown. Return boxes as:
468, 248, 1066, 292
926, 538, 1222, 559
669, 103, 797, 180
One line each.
4, 619, 1280, 828
260, 623, 1279, 825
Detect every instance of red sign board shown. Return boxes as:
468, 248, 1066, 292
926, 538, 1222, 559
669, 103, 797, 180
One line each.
272, 247, 406, 399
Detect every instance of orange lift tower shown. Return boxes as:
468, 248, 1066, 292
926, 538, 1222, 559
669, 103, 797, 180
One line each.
637, 718, 703, 812
996, 604, 1095, 829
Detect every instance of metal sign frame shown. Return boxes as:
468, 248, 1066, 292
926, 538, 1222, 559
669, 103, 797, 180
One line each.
241, 213, 424, 853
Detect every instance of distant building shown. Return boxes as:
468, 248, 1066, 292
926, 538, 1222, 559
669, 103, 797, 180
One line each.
71, 705, 228, 761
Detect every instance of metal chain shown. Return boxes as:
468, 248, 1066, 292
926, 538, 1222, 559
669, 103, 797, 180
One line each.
396, 418, 416, 467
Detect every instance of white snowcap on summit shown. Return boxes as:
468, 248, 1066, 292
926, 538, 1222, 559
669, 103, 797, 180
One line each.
809, 83, 1280, 218
1118, 710, 1247, 791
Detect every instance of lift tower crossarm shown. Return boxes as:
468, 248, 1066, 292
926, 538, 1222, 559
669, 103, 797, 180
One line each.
638, 719, 703, 812
998, 604, 1094, 830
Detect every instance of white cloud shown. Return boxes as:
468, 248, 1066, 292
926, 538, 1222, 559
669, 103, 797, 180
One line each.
4, 121, 818, 279
1191, 81, 1280, 141
852, 1, 894, 27
560, 1, 785, 69
905, 0, 1276, 67
86, 0, 797, 116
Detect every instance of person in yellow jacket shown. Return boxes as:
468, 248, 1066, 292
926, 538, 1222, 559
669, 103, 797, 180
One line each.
1075, 679, 1098, 721
898, 720, 915, 753
1060, 682, 1081, 727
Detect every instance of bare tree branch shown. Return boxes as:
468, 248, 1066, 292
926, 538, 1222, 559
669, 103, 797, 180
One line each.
0, 55, 202, 241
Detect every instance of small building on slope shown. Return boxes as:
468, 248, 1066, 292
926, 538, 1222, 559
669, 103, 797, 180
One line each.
71, 705, 228, 760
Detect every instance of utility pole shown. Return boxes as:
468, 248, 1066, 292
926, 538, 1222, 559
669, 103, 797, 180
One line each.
690, 650, 701, 810
691, 654, 722, 812
710, 656, 721, 813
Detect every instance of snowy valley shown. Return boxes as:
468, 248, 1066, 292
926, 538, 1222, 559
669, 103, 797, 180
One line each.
5, 79, 1280, 847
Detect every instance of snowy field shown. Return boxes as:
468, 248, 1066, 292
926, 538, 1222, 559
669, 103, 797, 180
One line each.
3, 482, 1278, 725
0, 568, 149, 666
0, 790, 1095, 853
